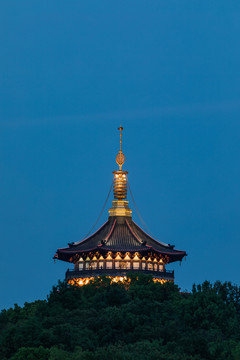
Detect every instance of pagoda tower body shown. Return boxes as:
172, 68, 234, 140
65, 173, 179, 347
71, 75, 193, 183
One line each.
54, 127, 186, 285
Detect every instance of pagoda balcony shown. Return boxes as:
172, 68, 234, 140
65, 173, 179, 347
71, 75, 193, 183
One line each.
65, 268, 174, 281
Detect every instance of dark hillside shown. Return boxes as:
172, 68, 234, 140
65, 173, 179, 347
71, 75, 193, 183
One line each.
1, 275, 240, 360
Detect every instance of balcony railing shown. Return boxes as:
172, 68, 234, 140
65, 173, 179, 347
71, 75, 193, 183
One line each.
65, 268, 174, 281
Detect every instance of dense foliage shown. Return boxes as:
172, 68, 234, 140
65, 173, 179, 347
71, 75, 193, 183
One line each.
1, 275, 240, 359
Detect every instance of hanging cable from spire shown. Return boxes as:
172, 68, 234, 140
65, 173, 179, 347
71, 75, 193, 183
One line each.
127, 176, 164, 241
81, 180, 113, 240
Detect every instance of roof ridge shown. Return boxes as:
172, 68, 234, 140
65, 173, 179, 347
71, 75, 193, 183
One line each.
73, 220, 109, 246
125, 219, 143, 245
104, 218, 117, 244
131, 220, 170, 248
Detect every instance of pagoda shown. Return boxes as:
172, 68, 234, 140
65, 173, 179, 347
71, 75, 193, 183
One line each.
54, 127, 186, 285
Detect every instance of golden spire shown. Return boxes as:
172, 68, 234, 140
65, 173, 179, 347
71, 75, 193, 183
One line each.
116, 125, 125, 170
109, 126, 132, 218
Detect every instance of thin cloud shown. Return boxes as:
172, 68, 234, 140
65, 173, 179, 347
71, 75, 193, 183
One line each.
0, 99, 240, 128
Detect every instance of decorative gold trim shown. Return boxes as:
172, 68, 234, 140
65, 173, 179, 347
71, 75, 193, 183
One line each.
108, 200, 132, 217
113, 170, 128, 200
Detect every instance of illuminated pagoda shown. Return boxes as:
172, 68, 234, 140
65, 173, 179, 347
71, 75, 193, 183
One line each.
54, 127, 186, 285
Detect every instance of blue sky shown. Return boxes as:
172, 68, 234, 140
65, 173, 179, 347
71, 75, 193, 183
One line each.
0, 1, 240, 309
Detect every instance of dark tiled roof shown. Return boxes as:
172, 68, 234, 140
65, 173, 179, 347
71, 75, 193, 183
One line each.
103, 220, 143, 250
55, 217, 186, 262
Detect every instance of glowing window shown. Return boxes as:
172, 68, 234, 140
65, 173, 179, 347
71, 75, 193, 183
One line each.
133, 262, 140, 269
159, 264, 164, 272
148, 263, 153, 271
119, 261, 127, 269
79, 262, 84, 270
126, 261, 131, 269
91, 262, 97, 270
106, 261, 112, 269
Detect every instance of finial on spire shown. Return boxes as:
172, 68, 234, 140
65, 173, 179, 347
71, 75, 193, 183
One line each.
118, 125, 123, 152
109, 126, 132, 217
116, 125, 125, 170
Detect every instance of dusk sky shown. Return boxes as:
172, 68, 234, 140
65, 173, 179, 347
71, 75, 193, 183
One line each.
0, 1, 240, 310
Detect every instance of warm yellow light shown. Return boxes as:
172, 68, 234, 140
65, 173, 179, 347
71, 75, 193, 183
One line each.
152, 278, 169, 284
68, 276, 129, 286
68, 277, 95, 286
110, 276, 127, 283
68, 276, 171, 287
